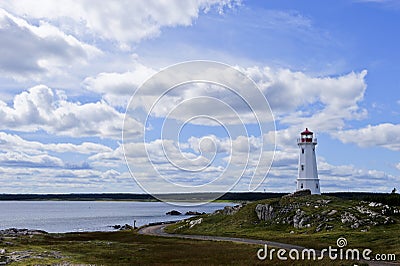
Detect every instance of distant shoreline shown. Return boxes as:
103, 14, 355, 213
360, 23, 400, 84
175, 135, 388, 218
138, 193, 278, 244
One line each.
0, 192, 397, 204
0, 192, 284, 202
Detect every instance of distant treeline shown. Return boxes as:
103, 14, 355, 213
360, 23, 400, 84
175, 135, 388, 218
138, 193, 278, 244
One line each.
0, 192, 284, 202
324, 192, 400, 206
0, 193, 156, 201
0, 192, 399, 205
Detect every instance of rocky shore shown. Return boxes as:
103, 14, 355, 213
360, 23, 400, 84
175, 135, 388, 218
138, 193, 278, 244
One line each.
0, 228, 47, 237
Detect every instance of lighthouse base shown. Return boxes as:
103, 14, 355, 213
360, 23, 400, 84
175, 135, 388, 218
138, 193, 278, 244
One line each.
296, 178, 320, 194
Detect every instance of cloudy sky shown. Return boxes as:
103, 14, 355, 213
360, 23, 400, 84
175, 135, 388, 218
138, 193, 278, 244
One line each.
0, 0, 399, 194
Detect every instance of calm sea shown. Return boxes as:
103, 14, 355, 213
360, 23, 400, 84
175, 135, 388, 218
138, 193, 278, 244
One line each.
0, 201, 233, 233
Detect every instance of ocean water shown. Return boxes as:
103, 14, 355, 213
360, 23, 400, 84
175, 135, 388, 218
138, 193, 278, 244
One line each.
0, 201, 233, 233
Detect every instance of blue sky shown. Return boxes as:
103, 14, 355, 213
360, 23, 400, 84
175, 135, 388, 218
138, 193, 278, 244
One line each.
0, 0, 399, 194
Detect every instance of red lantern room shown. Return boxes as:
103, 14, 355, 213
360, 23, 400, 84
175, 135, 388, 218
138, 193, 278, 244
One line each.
300, 128, 313, 143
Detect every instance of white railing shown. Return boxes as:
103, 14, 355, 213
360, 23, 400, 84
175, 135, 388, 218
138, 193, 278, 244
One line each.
297, 138, 317, 143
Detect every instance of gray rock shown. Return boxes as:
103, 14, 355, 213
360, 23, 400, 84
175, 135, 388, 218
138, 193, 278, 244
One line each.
327, 210, 337, 216
341, 212, 358, 224
0, 228, 47, 236
351, 222, 360, 229
315, 223, 324, 232
166, 210, 182, 215
189, 218, 203, 228
216, 205, 242, 215
293, 209, 310, 229
325, 225, 334, 230
255, 204, 275, 221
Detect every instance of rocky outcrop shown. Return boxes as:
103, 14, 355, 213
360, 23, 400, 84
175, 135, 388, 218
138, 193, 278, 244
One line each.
254, 198, 397, 232
0, 228, 47, 236
214, 205, 242, 215
185, 211, 206, 215
255, 204, 275, 221
112, 224, 133, 230
293, 209, 311, 229
282, 189, 311, 199
166, 210, 182, 215
0, 250, 63, 265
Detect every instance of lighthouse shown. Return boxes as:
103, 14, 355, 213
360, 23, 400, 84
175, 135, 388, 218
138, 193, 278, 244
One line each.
296, 128, 320, 194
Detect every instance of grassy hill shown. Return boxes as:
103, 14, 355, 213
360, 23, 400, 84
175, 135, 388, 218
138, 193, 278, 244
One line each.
166, 194, 400, 261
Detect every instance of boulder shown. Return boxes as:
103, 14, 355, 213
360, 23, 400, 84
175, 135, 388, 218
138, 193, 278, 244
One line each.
341, 212, 358, 224
189, 218, 203, 228
120, 224, 133, 230
255, 204, 275, 221
327, 210, 337, 216
215, 205, 241, 215
166, 210, 182, 215
185, 211, 205, 215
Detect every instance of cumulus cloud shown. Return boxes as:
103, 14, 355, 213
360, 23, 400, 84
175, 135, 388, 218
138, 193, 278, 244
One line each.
0, 0, 240, 48
0, 132, 112, 154
243, 67, 368, 129
0, 151, 63, 169
0, 165, 138, 193
335, 123, 400, 151
0, 85, 142, 139
91, 64, 366, 136
0, 8, 101, 79
83, 63, 156, 106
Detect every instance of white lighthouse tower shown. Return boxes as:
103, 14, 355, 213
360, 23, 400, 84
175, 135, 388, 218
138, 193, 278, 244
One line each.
296, 128, 320, 194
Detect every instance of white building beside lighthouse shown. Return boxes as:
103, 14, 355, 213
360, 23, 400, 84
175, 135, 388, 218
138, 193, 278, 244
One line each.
296, 128, 320, 194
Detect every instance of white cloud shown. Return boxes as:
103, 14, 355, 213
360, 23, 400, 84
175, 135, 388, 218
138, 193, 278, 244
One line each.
244, 67, 368, 130
1, 0, 240, 48
0, 85, 142, 139
85, 64, 369, 175
0, 165, 139, 193
83, 63, 156, 106
0, 132, 112, 154
336, 123, 400, 151
0, 151, 63, 168
0, 8, 101, 79
94, 64, 366, 135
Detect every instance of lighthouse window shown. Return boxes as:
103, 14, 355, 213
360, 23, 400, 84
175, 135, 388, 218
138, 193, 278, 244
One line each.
301, 165, 304, 171
301, 183, 303, 189
302, 148, 304, 154
316, 184, 319, 189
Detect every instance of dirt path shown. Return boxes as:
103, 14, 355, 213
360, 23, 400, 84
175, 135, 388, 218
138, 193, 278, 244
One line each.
138, 223, 398, 265
138, 224, 307, 250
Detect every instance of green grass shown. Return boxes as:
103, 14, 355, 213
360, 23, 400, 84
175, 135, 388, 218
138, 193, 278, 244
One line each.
0, 230, 365, 265
166, 195, 400, 262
